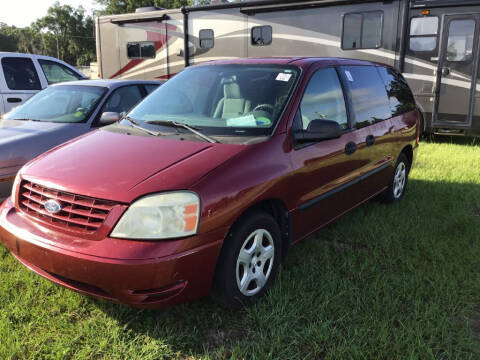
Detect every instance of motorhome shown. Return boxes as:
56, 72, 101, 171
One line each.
96, 0, 480, 136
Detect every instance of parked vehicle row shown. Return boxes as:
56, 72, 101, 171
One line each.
0, 57, 419, 309
0, 79, 162, 201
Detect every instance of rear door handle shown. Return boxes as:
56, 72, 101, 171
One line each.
7, 97, 22, 103
345, 141, 357, 155
366, 135, 375, 147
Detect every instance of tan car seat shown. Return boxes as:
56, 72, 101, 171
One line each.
214, 81, 251, 119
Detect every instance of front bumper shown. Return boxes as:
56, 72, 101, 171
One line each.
0, 198, 225, 308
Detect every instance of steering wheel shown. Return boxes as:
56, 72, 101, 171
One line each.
253, 104, 275, 115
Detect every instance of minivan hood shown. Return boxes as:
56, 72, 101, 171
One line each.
21, 129, 247, 203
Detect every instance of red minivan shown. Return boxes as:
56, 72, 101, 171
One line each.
0, 58, 419, 309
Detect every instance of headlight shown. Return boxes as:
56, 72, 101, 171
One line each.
111, 192, 200, 240
11, 174, 22, 207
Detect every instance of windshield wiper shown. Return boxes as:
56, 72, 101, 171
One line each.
124, 116, 162, 136
145, 120, 219, 144
11, 118, 41, 122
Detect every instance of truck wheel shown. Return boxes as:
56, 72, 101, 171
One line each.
212, 211, 282, 309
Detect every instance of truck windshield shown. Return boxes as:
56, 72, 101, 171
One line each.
5, 85, 106, 123
127, 64, 300, 137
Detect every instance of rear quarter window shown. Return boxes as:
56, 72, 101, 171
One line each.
339, 65, 392, 129
377, 66, 416, 116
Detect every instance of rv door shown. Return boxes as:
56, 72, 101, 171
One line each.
434, 15, 480, 126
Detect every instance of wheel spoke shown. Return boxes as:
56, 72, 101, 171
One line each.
253, 230, 264, 252
238, 248, 251, 265
255, 271, 267, 288
240, 271, 253, 293
260, 245, 274, 262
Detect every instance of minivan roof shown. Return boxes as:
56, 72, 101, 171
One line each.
194, 57, 391, 70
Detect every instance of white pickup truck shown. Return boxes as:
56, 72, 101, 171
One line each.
0, 52, 87, 115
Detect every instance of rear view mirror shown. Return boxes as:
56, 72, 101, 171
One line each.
293, 119, 342, 143
99, 112, 121, 126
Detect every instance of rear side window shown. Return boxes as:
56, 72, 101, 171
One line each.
199, 29, 214, 49
102, 85, 143, 115
340, 65, 391, 128
342, 11, 383, 50
377, 67, 416, 116
251, 26, 272, 46
38, 59, 83, 84
1, 57, 41, 90
299, 67, 348, 130
144, 84, 160, 94
409, 17, 439, 52
127, 42, 156, 59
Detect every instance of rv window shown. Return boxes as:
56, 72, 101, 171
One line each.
342, 11, 383, 50
409, 17, 438, 52
199, 29, 214, 49
377, 66, 416, 116
251, 26, 272, 46
340, 65, 391, 128
127, 42, 156, 59
446, 20, 475, 62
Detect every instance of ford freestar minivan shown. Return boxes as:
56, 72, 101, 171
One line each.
0, 58, 419, 309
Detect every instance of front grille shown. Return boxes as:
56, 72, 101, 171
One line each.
19, 181, 116, 233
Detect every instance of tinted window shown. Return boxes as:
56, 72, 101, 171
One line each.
251, 26, 272, 46
343, 11, 383, 50
377, 67, 416, 116
340, 66, 391, 128
144, 84, 160, 94
199, 29, 214, 49
102, 86, 143, 115
38, 59, 82, 84
300, 68, 348, 130
2, 57, 41, 90
446, 20, 475, 62
127, 42, 155, 59
409, 17, 439, 52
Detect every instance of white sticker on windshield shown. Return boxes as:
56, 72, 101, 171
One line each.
345, 70, 354, 82
227, 114, 257, 127
276, 73, 292, 82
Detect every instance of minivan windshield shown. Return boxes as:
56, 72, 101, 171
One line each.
5, 85, 107, 123
126, 64, 300, 137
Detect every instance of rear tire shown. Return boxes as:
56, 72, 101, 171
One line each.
212, 211, 282, 309
383, 153, 409, 203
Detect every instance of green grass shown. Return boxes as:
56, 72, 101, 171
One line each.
1, 139, 480, 360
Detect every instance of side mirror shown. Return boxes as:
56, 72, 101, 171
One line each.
293, 119, 342, 144
99, 112, 121, 126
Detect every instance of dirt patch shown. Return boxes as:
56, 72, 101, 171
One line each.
205, 328, 248, 348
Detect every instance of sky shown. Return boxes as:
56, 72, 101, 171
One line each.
0, 0, 102, 28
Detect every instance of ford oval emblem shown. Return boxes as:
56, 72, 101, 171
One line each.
44, 199, 62, 214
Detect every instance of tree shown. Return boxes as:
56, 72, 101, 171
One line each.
35, 2, 95, 65
0, 23, 19, 52
96, 0, 193, 15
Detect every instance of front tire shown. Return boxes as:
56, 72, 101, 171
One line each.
383, 153, 409, 203
212, 211, 282, 309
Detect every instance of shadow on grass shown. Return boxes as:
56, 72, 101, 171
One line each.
84, 178, 480, 359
